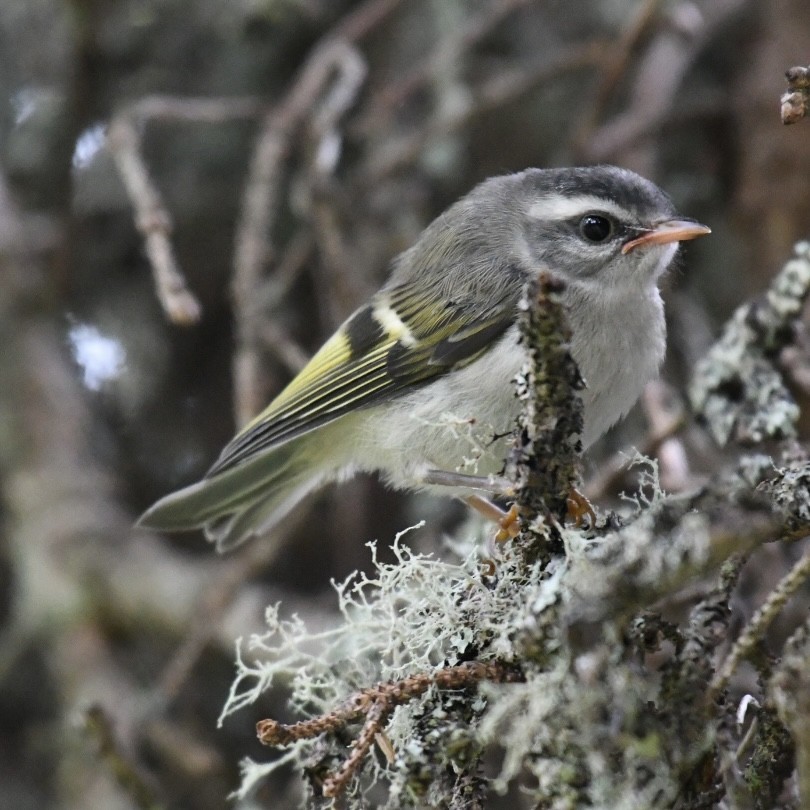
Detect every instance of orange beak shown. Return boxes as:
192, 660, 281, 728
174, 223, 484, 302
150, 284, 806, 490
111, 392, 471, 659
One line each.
621, 219, 711, 254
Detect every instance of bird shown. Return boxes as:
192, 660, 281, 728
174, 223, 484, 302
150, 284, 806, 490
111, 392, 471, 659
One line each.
138, 165, 710, 551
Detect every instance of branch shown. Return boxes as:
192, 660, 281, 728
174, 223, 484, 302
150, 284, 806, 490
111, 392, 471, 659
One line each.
506, 274, 584, 563
689, 239, 810, 446
231, 39, 367, 424
711, 544, 810, 699
107, 97, 262, 326
781, 65, 810, 125
255, 660, 521, 799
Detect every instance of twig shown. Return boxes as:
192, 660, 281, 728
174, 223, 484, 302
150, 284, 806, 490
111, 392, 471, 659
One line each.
584, 381, 687, 501
107, 116, 202, 326
230, 0, 402, 425
571, 0, 665, 154
710, 544, 810, 699
156, 507, 310, 704
259, 320, 310, 375
770, 617, 810, 803
354, 41, 605, 187
231, 39, 367, 424
124, 95, 262, 124
329, 0, 406, 43
351, 0, 532, 137
107, 96, 262, 326
303, 44, 368, 326
781, 65, 810, 125
255, 660, 521, 798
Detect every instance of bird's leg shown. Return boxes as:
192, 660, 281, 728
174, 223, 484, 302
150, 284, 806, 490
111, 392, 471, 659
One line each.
421, 469, 594, 537
420, 469, 520, 542
420, 469, 515, 496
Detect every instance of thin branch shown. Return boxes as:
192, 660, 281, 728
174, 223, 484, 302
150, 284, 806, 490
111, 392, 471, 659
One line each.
781, 65, 810, 125
231, 39, 367, 424
229, 0, 404, 425
107, 96, 263, 326
571, 0, 665, 154
584, 380, 688, 501
255, 660, 521, 799
352, 0, 533, 137
710, 544, 810, 699
107, 116, 202, 326
155, 507, 311, 704
354, 41, 605, 187
125, 94, 262, 124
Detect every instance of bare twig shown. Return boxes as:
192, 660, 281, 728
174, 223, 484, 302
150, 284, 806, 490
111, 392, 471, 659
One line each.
329, 0, 406, 42
229, 0, 403, 425
584, 380, 687, 501
571, 0, 665, 154
352, 0, 532, 137
124, 95, 262, 124
354, 41, 605, 187
107, 116, 202, 326
156, 508, 310, 704
781, 65, 810, 125
259, 320, 310, 375
107, 96, 262, 326
303, 44, 369, 326
231, 39, 367, 424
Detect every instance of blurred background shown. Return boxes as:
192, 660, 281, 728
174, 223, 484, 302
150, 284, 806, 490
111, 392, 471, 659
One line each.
0, 0, 809, 807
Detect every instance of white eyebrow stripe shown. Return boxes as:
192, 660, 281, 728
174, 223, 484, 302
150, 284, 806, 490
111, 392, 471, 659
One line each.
527, 195, 630, 222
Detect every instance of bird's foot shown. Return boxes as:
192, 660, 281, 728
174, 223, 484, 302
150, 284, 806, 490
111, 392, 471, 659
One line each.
566, 488, 596, 528
464, 495, 521, 542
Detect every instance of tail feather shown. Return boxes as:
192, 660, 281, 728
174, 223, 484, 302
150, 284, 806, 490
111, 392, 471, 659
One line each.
137, 437, 326, 551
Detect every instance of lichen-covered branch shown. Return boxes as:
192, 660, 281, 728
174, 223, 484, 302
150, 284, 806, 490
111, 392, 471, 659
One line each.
689, 239, 810, 446
505, 273, 585, 561
257, 661, 520, 798
771, 618, 810, 806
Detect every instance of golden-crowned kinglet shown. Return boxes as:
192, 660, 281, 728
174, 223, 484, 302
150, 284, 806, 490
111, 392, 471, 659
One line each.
139, 165, 710, 550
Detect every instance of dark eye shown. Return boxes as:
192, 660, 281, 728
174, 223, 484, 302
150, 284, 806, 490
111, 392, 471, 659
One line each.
578, 214, 614, 243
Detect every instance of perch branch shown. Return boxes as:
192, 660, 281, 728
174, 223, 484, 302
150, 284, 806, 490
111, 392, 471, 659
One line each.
505, 273, 584, 562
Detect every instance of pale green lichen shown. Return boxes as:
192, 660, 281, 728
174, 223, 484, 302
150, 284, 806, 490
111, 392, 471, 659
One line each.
223, 449, 788, 807
689, 240, 810, 446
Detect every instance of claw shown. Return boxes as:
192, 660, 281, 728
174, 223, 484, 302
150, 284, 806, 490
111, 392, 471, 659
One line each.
494, 503, 521, 543
465, 495, 521, 543
566, 488, 596, 528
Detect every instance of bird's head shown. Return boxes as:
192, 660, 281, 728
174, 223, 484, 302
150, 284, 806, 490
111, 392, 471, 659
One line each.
508, 165, 710, 292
